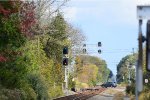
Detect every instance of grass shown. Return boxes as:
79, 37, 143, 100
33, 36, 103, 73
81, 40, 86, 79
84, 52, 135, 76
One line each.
100, 87, 128, 100
113, 92, 124, 100
102, 88, 125, 95
139, 91, 150, 100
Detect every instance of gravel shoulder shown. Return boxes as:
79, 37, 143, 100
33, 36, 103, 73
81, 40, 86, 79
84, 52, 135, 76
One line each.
87, 87, 130, 100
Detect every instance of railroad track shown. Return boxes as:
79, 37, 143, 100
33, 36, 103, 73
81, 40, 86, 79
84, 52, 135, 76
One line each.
54, 87, 106, 100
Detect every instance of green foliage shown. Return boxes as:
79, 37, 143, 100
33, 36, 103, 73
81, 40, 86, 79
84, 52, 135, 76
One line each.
27, 73, 49, 100
0, 55, 29, 88
75, 55, 110, 87
68, 74, 76, 89
20, 84, 37, 100
75, 56, 84, 75
0, 14, 26, 50
44, 13, 69, 60
49, 13, 67, 39
0, 84, 27, 100
75, 55, 110, 83
126, 83, 135, 95
0, 1, 85, 99
49, 86, 63, 99
116, 54, 137, 83
0, 2, 27, 89
139, 91, 150, 100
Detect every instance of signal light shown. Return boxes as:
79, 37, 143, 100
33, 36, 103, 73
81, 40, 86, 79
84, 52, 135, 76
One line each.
63, 58, 68, 66
98, 42, 101, 47
63, 47, 68, 54
98, 50, 101, 54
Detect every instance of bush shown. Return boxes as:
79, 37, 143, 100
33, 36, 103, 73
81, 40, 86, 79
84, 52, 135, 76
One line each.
126, 83, 135, 95
27, 73, 49, 100
139, 91, 150, 100
0, 81, 37, 100
49, 86, 63, 99
20, 84, 37, 100
0, 86, 27, 100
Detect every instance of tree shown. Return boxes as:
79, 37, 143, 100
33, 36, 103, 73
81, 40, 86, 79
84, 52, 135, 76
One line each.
0, 0, 87, 99
31, 0, 70, 35
0, 1, 28, 88
75, 55, 110, 87
116, 54, 137, 83
19, 1, 36, 37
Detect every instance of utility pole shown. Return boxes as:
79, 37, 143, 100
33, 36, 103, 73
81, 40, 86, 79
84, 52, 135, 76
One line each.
128, 64, 131, 85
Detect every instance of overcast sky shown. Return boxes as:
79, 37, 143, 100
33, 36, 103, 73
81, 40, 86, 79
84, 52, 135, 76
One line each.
63, 0, 150, 75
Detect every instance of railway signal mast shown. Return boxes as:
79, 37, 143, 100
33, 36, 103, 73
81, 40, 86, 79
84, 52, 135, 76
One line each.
62, 46, 69, 95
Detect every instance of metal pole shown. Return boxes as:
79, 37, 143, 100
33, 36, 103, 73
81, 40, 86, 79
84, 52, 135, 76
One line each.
128, 65, 130, 84
129, 67, 131, 85
136, 19, 143, 100
138, 19, 143, 92
127, 61, 131, 85
66, 66, 69, 95
136, 62, 138, 100
65, 66, 68, 96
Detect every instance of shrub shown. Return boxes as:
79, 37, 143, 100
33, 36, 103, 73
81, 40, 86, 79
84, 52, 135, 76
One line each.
27, 73, 49, 100
126, 83, 135, 95
20, 84, 37, 100
139, 91, 150, 100
49, 86, 63, 99
0, 85, 27, 100
136, 73, 150, 99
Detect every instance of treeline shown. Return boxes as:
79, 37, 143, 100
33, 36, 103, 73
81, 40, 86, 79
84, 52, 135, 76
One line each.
116, 53, 137, 84
74, 55, 110, 89
0, 0, 85, 99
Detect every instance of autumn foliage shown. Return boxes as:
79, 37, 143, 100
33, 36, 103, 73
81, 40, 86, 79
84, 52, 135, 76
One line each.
0, 0, 85, 99
0, 0, 20, 17
0, 1, 36, 62
0, 55, 7, 62
0, 0, 36, 37
19, 1, 36, 37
